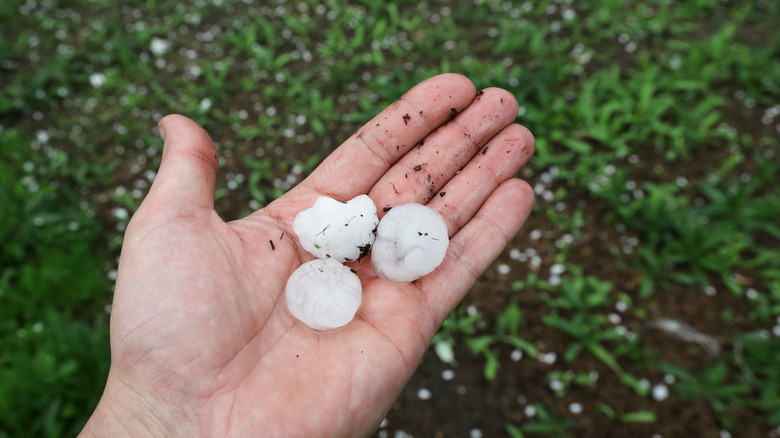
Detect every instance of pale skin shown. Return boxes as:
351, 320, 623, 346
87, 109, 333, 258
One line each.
79, 74, 535, 437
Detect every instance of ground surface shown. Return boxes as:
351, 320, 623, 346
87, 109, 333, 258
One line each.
1, 1, 779, 437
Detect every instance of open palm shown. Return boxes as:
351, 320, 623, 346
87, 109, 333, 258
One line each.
81, 74, 535, 437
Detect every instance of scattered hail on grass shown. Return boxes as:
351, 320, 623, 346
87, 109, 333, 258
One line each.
371, 203, 449, 283
293, 194, 379, 262
285, 258, 362, 331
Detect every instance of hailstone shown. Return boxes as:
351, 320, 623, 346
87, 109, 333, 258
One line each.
285, 258, 362, 331
371, 203, 449, 282
293, 195, 379, 262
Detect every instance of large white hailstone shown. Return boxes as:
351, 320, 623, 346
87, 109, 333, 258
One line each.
285, 258, 362, 331
371, 203, 449, 283
293, 195, 379, 263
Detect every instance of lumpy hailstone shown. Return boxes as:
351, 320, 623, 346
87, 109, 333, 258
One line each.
293, 195, 379, 262
285, 258, 362, 331
371, 203, 449, 282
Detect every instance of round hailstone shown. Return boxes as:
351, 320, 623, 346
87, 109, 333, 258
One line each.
285, 258, 362, 331
539, 351, 557, 364
371, 203, 449, 283
416, 388, 432, 400
652, 383, 669, 401
293, 195, 379, 263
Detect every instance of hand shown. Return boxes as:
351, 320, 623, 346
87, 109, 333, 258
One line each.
80, 73, 535, 437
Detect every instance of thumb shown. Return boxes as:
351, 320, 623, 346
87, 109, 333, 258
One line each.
144, 114, 218, 214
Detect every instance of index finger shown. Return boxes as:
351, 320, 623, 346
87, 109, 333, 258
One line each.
295, 73, 477, 202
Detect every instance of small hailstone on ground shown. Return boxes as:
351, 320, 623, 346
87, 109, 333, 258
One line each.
293, 195, 379, 263
434, 340, 456, 364
89, 72, 106, 88
652, 383, 669, 401
149, 37, 170, 56
112, 207, 129, 219
550, 263, 566, 275
510, 349, 523, 361
285, 259, 362, 331
416, 388, 432, 400
497, 263, 511, 275
539, 351, 557, 364
371, 203, 449, 282
568, 402, 583, 414
549, 379, 564, 391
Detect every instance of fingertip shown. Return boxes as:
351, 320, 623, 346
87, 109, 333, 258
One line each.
502, 127, 536, 210
430, 73, 477, 95
145, 114, 219, 213
515, 123, 536, 152
408, 74, 477, 116
480, 178, 536, 240
506, 177, 536, 213
158, 114, 218, 169
492, 123, 536, 176
479, 87, 520, 117
159, 113, 215, 147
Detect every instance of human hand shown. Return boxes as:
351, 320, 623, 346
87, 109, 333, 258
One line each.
80, 73, 535, 437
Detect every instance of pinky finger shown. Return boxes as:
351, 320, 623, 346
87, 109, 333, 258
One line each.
418, 178, 535, 325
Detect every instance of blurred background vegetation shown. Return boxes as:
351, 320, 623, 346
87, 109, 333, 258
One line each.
1, 0, 778, 436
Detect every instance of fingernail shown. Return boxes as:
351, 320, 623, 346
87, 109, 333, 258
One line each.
158, 125, 166, 141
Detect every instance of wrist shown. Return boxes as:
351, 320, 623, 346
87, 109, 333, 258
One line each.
80, 370, 198, 438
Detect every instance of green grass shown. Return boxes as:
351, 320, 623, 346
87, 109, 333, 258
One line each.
2, 0, 779, 436
0, 128, 110, 436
